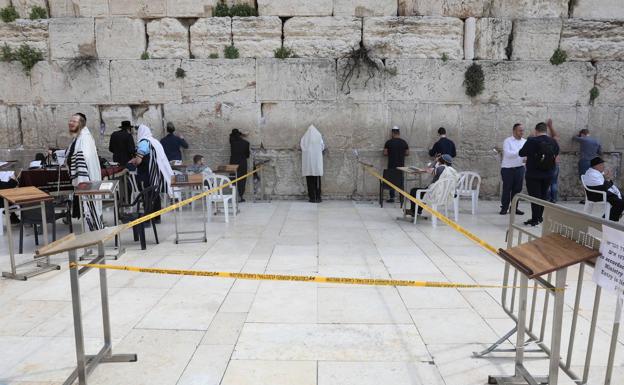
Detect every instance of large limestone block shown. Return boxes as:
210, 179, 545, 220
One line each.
0, 105, 21, 148
337, 58, 385, 102
385, 59, 470, 103
0, 0, 10, 8
49, 18, 96, 59
12, 0, 48, 18
180, 59, 256, 103
190, 17, 231, 59
560, 19, 624, 61
475, 18, 512, 60
511, 19, 562, 61
284, 17, 361, 58
464, 17, 476, 60
596, 62, 624, 106
232, 17, 281, 58
363, 17, 464, 59
257, 0, 332, 16
398, 0, 486, 17
96, 18, 146, 59
0, 19, 49, 58
101, 106, 132, 136
572, 0, 624, 20
109, 0, 165, 17
30, 60, 111, 104
588, 106, 624, 151
71, 0, 110, 17
488, 0, 568, 18
163, 102, 260, 149
48, 0, 77, 17
257, 59, 337, 101
110, 60, 182, 104
147, 18, 189, 59
166, 0, 216, 17
334, 0, 397, 16
0, 62, 34, 104
478, 61, 595, 105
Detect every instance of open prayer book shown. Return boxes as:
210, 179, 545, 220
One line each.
407, 166, 428, 173
99, 182, 114, 191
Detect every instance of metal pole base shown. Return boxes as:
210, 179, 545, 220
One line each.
489, 365, 549, 385
78, 247, 125, 261
63, 349, 137, 385
2, 262, 60, 281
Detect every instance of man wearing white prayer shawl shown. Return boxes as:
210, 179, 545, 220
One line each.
66, 113, 103, 231
129, 124, 173, 223
300, 125, 325, 203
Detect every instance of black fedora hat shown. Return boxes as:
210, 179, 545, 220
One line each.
119, 120, 132, 129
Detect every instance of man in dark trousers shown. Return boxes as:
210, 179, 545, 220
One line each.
230, 129, 250, 202
160, 122, 188, 161
383, 126, 409, 203
518, 122, 560, 226
108, 120, 135, 166
429, 127, 457, 158
583, 157, 624, 221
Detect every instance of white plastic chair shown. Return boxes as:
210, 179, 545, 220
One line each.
581, 174, 611, 219
204, 174, 237, 223
414, 178, 459, 227
454, 171, 481, 215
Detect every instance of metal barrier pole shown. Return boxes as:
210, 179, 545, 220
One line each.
549, 268, 568, 385
67, 248, 87, 385
604, 296, 622, 385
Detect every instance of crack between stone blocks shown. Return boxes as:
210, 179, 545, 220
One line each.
143, 19, 149, 55
17, 106, 23, 147
505, 19, 515, 60
567, 0, 577, 18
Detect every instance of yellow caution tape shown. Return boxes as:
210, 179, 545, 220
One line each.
364, 166, 499, 255
70, 262, 520, 289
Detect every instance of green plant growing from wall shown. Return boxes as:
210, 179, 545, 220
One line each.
589, 87, 599, 105
2, 44, 44, 75
0, 5, 20, 22
214, 1, 230, 17
441, 53, 449, 62
229, 4, 257, 16
339, 45, 395, 94
550, 48, 567, 65
29, 5, 48, 19
464, 63, 484, 97
175, 67, 186, 78
274, 46, 295, 59
209, 53, 219, 59
141, 51, 150, 60
1, 44, 15, 61
224, 44, 239, 59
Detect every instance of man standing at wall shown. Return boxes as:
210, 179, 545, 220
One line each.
429, 127, 457, 158
573, 129, 602, 178
109, 120, 135, 166
519, 122, 560, 226
160, 122, 188, 162
546, 119, 560, 203
499, 123, 526, 215
383, 126, 409, 203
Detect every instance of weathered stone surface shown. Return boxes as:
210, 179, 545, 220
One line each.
464, 17, 476, 60
0, 19, 49, 58
72, 0, 109, 17
30, 60, 111, 104
0, 62, 33, 104
0, 0, 10, 8
147, 18, 189, 59
166, 0, 216, 17
477, 61, 596, 105
511, 18, 562, 61
133, 105, 164, 132
363, 17, 464, 59
232, 17, 281, 58
163, 102, 259, 149
385, 59, 470, 103
109, 0, 165, 17
48, 0, 78, 17
284, 17, 361, 58
257, 0, 332, 16
190, 17, 231, 59
110, 60, 182, 104
0, 105, 21, 148
475, 18, 511, 60
96, 18, 146, 59
334, 0, 397, 16
572, 0, 624, 20
12, 0, 48, 18
561, 19, 624, 61
588, 106, 624, 151
49, 18, 96, 59
337, 58, 385, 102
398, 0, 486, 17
488, 0, 568, 18
257, 59, 337, 101
180, 59, 256, 103
596, 62, 624, 106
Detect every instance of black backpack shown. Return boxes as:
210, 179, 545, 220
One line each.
535, 140, 556, 171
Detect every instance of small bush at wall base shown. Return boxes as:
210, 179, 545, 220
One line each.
29, 5, 48, 19
274, 47, 295, 59
224, 45, 239, 59
464, 63, 484, 97
589, 87, 599, 104
175, 67, 186, 78
229, 4, 257, 16
140, 51, 149, 60
1, 44, 15, 62
550, 48, 567, 65
209, 53, 219, 59
0, 5, 20, 22
214, 1, 229, 17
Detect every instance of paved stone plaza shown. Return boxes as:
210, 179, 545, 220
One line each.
0, 200, 622, 385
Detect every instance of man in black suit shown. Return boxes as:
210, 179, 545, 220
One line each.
429, 127, 457, 158
108, 121, 136, 166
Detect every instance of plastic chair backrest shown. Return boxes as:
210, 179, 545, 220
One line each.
457, 171, 481, 192
427, 177, 456, 206
581, 174, 606, 201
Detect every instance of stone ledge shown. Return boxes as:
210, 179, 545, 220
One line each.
284, 17, 362, 58
561, 19, 624, 61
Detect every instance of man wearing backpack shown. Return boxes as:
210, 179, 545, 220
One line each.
519, 122, 560, 226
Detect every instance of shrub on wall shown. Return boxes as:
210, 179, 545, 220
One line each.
209, 53, 219, 59
214, 1, 257, 17
1, 44, 15, 61
589, 87, 599, 105
0, 5, 20, 22
140, 51, 149, 60
29, 5, 48, 19
464, 63, 484, 97
274, 47, 295, 59
550, 48, 567, 65
224, 44, 239, 59
214, 1, 230, 17
2, 44, 44, 75
175, 67, 186, 78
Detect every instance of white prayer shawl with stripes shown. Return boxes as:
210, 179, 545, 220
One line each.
68, 127, 102, 230
137, 124, 173, 195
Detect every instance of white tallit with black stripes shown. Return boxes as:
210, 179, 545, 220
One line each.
67, 126, 103, 230
137, 124, 173, 195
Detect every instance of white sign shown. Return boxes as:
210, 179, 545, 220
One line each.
593, 226, 624, 296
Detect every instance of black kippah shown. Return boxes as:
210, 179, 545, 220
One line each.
75, 112, 87, 122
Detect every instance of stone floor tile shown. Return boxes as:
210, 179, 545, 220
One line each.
318, 361, 445, 385
221, 360, 316, 385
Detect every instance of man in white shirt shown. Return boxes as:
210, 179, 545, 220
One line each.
499, 123, 527, 215
584, 157, 623, 221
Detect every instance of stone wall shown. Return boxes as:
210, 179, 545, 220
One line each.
1, 0, 624, 200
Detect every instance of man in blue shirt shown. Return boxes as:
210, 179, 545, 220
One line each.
429, 127, 457, 158
573, 129, 602, 177
160, 122, 188, 161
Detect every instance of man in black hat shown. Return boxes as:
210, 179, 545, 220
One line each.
583, 157, 624, 221
383, 126, 409, 203
108, 121, 136, 166
230, 128, 250, 202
